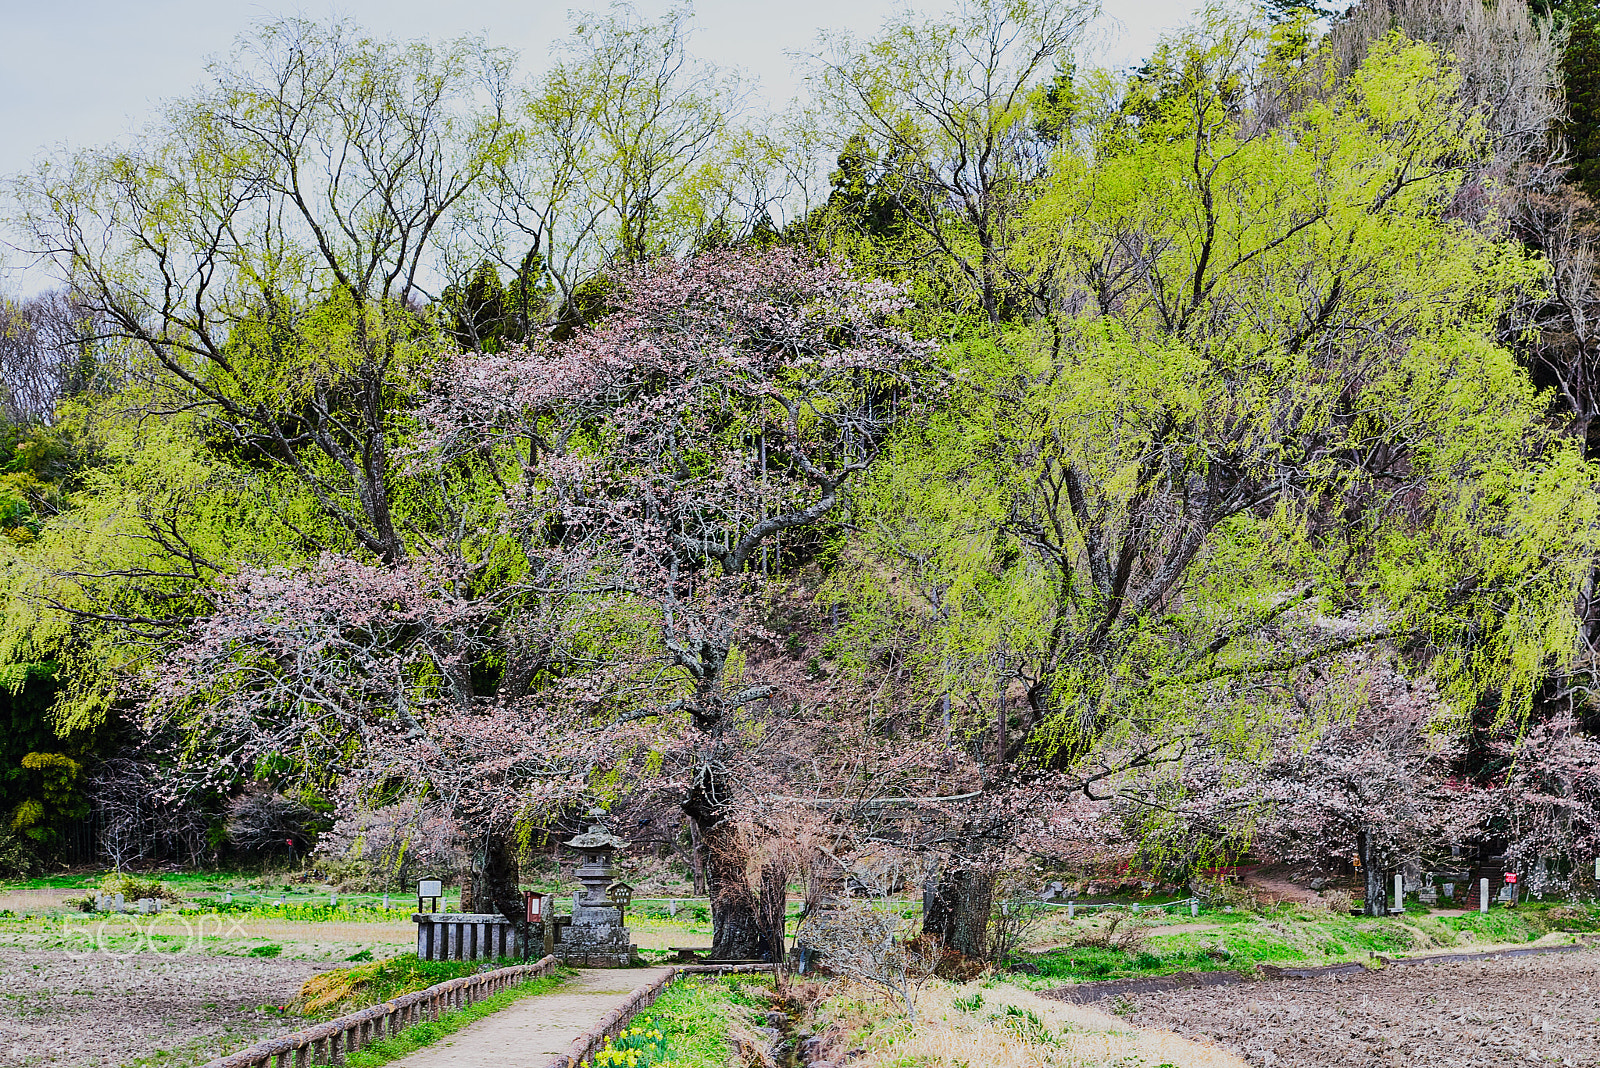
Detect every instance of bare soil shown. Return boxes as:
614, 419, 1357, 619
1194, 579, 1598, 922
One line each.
1095, 945, 1600, 1067
0, 948, 319, 1068
1240, 868, 1323, 907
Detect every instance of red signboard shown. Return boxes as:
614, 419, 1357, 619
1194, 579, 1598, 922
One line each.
525, 890, 545, 922
1504, 873, 1518, 884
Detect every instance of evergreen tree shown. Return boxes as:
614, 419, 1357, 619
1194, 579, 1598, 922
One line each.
1565, 9, 1600, 201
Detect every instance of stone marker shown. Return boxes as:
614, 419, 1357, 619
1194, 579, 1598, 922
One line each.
1191, 899, 1199, 918
557, 812, 637, 966
1479, 877, 1490, 913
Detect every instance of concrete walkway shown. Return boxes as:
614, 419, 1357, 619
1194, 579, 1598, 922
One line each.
387, 967, 673, 1068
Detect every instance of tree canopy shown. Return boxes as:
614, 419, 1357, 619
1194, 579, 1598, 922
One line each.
3, 0, 1600, 960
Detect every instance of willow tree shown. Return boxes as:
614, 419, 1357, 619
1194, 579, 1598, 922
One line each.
810, 0, 1098, 323
6, 19, 533, 909
825, 25, 1598, 947
12, 18, 512, 569
463, 5, 749, 320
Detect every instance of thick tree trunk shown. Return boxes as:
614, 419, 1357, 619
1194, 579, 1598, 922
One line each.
922, 866, 992, 960
684, 766, 776, 961
686, 819, 707, 896
1358, 830, 1386, 917
474, 830, 530, 956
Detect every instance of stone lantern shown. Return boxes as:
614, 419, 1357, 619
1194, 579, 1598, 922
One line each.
556, 812, 637, 966
567, 819, 628, 905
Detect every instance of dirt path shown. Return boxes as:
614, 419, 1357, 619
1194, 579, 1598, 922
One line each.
1110, 945, 1600, 1066
1240, 870, 1320, 906
387, 967, 674, 1068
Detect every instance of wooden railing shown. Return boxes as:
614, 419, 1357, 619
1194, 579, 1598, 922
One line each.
202, 954, 560, 1068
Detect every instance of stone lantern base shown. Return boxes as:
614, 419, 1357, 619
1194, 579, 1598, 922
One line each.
553, 892, 637, 967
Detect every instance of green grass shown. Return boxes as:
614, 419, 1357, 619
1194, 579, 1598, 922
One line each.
615, 975, 772, 1068
116, 1027, 275, 1068
298, 953, 553, 1017
339, 970, 570, 1068
1016, 904, 1591, 986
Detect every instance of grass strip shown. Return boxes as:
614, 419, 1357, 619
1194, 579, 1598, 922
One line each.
300, 953, 542, 1016
341, 969, 572, 1068
614, 974, 771, 1068
1015, 903, 1600, 986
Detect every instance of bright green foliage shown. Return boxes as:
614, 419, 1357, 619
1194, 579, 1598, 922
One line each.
8, 753, 86, 843
825, 30, 1596, 767
0, 408, 330, 732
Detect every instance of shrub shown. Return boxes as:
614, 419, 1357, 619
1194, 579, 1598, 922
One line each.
1067, 909, 1150, 951
797, 900, 942, 1021
1321, 890, 1355, 915
100, 872, 182, 902
295, 953, 517, 1017
0, 831, 39, 878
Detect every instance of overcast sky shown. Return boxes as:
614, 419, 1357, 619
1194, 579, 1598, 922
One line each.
0, 0, 1202, 287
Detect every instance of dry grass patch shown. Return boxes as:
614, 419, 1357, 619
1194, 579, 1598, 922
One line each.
816, 980, 1247, 1068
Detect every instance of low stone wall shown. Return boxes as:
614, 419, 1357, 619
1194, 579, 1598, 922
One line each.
541, 964, 775, 1068
413, 912, 520, 961
201, 954, 560, 1068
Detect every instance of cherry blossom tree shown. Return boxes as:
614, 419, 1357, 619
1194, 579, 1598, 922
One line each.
1470, 716, 1600, 895
147, 552, 621, 932
1102, 663, 1463, 915
424, 248, 932, 958
1248, 674, 1462, 915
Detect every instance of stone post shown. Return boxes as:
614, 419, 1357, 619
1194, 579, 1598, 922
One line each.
1479, 877, 1490, 913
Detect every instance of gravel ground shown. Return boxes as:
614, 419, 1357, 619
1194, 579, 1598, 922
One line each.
1099, 946, 1600, 1067
0, 949, 319, 1068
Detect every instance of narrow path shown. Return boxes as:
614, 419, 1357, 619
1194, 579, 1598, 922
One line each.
388, 966, 673, 1068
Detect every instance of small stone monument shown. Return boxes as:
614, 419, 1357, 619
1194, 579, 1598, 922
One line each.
556, 812, 638, 967
1418, 873, 1438, 906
